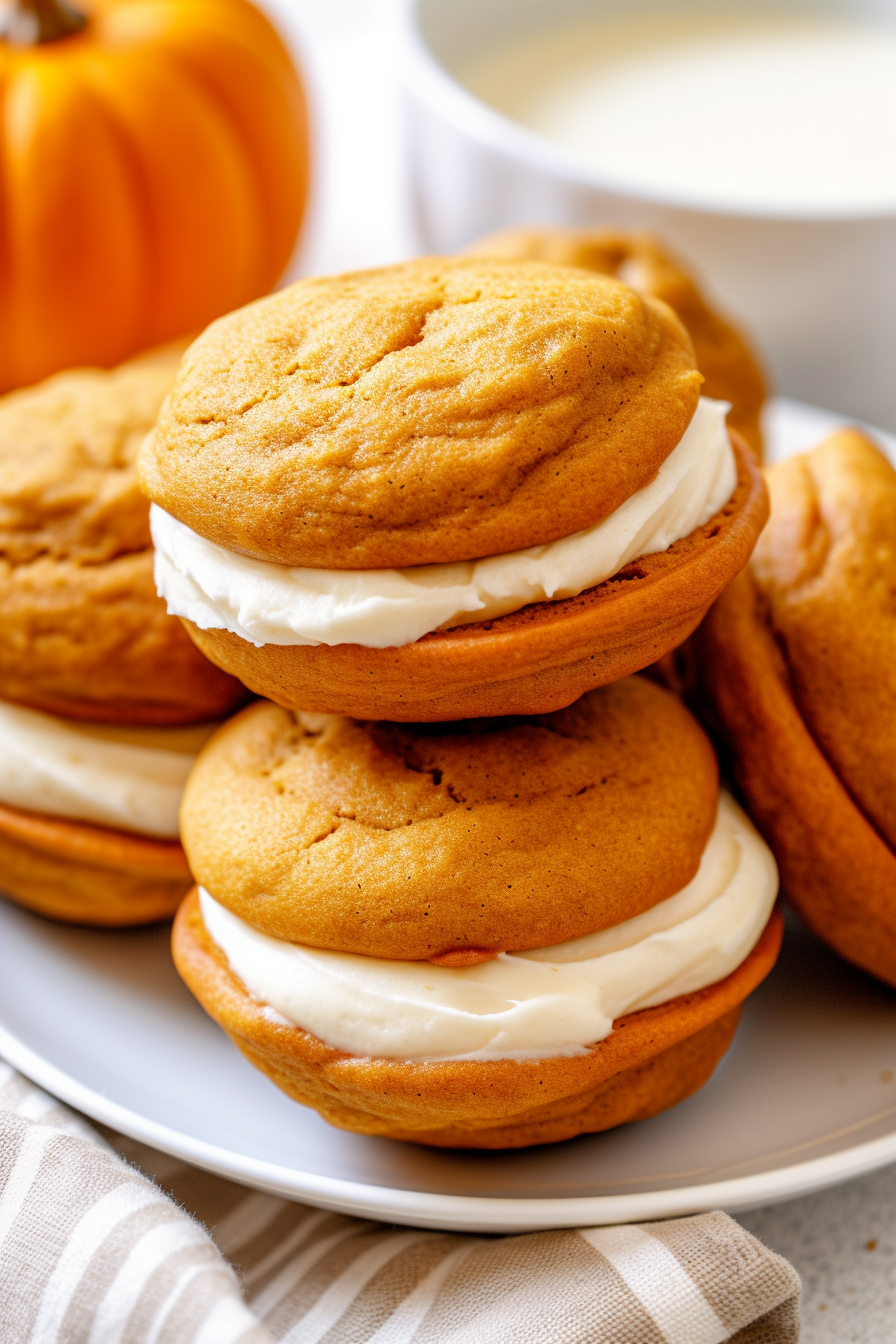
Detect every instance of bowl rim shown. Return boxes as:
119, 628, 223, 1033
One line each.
393, 0, 896, 224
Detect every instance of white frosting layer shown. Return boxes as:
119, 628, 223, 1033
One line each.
199, 792, 777, 1061
152, 398, 736, 651
0, 701, 218, 838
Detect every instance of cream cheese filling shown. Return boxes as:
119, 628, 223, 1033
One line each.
151, 397, 736, 651
199, 791, 777, 1062
0, 701, 218, 838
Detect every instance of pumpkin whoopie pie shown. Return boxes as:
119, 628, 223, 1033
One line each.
691, 429, 896, 989
464, 227, 768, 459
0, 346, 248, 925
142, 257, 768, 722
173, 677, 781, 1148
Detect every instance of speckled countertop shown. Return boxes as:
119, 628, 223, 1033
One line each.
740, 1167, 896, 1340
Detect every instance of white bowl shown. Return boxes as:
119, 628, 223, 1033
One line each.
395, 0, 896, 433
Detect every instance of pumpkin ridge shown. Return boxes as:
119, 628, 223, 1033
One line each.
73, 37, 265, 343
2, 58, 146, 383
149, 7, 306, 284
0, 0, 308, 390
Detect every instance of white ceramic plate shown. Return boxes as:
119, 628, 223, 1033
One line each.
2, 399, 895, 1234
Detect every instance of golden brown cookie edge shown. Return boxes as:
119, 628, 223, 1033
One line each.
172, 890, 781, 1148
0, 801, 192, 927
694, 568, 896, 988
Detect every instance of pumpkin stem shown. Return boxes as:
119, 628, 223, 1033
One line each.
1, 0, 88, 45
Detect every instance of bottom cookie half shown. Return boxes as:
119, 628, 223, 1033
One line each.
173, 890, 782, 1149
0, 802, 193, 926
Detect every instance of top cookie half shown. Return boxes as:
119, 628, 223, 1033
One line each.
139, 258, 702, 569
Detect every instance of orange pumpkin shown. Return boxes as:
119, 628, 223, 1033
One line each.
0, 0, 309, 391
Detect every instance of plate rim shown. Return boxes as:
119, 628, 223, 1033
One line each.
5, 1019, 896, 1232
4, 396, 896, 1233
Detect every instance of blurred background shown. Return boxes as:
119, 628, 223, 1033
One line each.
273, 0, 896, 432
3, 0, 896, 423
272, 0, 416, 279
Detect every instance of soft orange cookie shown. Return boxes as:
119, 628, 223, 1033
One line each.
140, 258, 702, 568
464, 226, 767, 457
0, 706, 222, 927
0, 801, 192, 927
693, 430, 896, 986
0, 347, 247, 926
179, 678, 719, 958
0, 343, 248, 724
141, 258, 767, 720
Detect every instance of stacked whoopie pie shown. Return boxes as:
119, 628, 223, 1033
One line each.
143, 258, 768, 720
691, 429, 896, 991
142, 256, 782, 1147
0, 346, 247, 926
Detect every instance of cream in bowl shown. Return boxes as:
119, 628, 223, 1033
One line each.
399, 0, 896, 431
460, 9, 896, 217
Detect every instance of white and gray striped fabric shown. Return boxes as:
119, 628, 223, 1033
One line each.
0, 1064, 801, 1343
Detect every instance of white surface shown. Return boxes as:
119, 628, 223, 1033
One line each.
149, 397, 734, 649
461, 11, 896, 215
270, 0, 416, 280
198, 792, 776, 1060
398, 0, 896, 434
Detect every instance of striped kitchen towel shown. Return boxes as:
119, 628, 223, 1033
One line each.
0, 1064, 800, 1343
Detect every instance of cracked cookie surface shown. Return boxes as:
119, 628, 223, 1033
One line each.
463, 226, 766, 458
179, 676, 718, 958
139, 257, 702, 569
